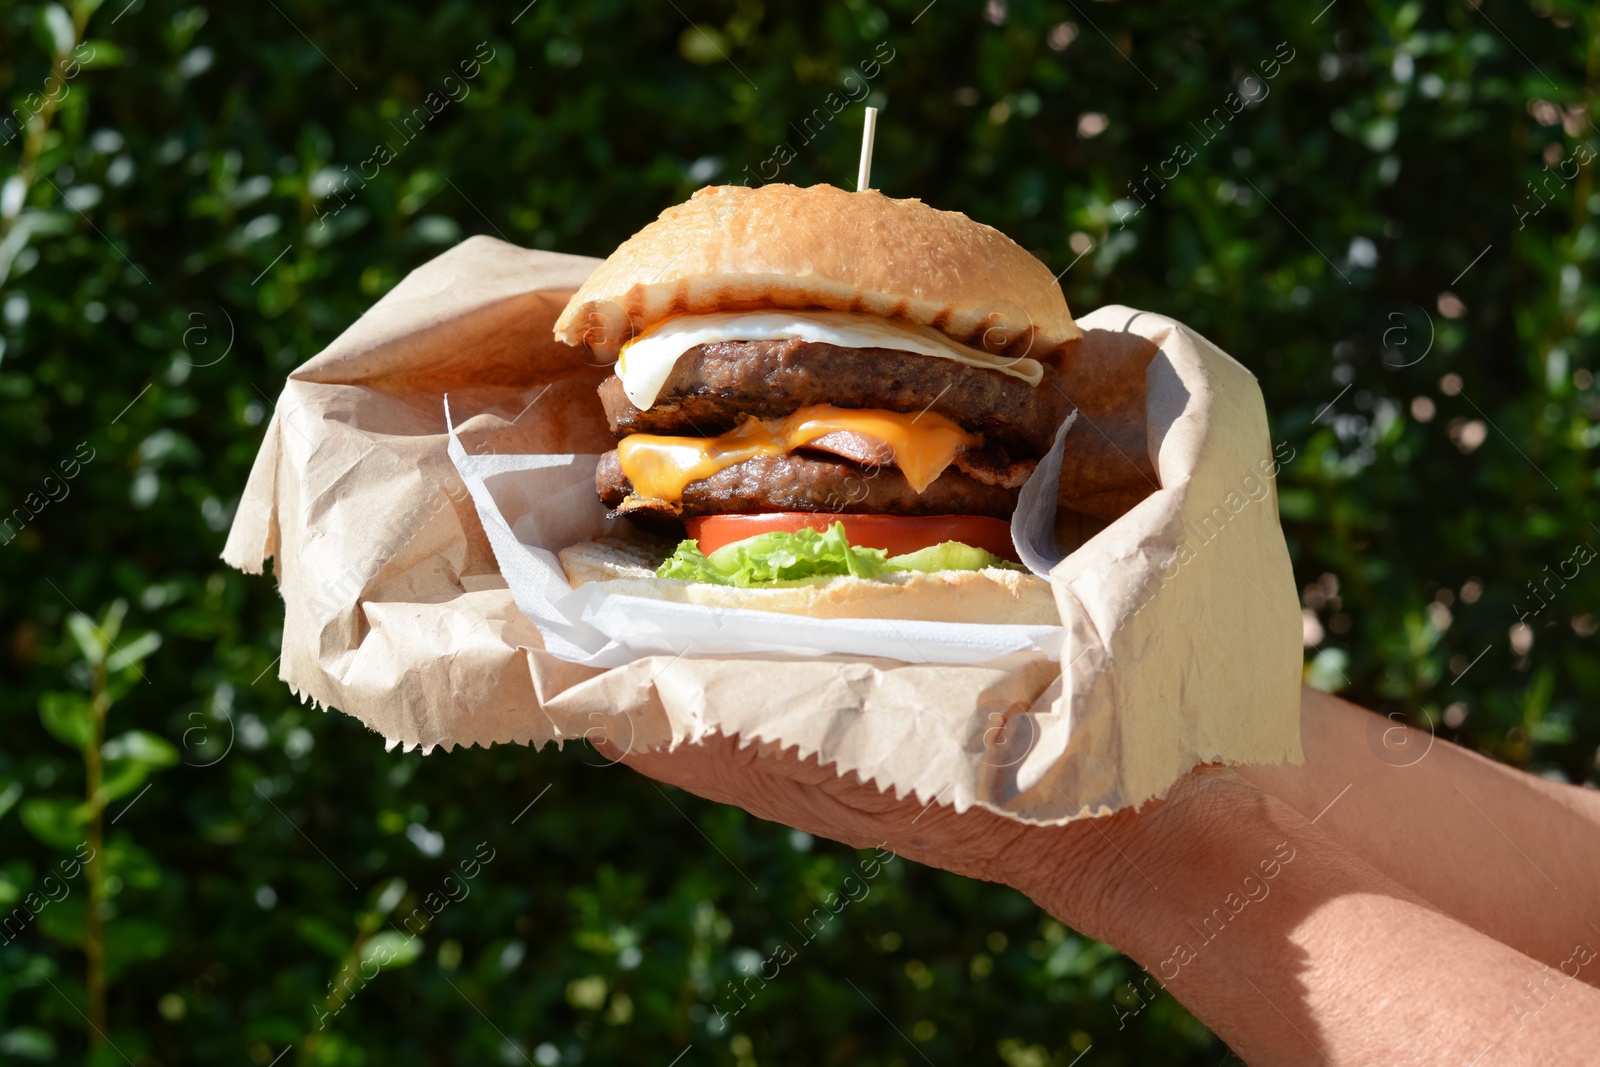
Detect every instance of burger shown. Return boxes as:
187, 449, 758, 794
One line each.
552, 183, 1079, 625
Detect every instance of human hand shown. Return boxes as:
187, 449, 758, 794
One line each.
602, 704, 1600, 1066
600, 731, 1246, 949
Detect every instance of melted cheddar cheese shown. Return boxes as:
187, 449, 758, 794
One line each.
617, 404, 978, 502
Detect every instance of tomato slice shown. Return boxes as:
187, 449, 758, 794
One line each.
686, 513, 1019, 562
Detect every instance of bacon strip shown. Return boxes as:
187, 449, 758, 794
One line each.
798, 431, 1036, 490
801, 430, 897, 468
953, 443, 1037, 488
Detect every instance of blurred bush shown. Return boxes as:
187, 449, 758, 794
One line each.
1, 0, 1596, 1063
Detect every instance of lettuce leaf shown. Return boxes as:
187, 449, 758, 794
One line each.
884, 541, 1021, 573
655, 523, 1020, 586
657, 523, 886, 586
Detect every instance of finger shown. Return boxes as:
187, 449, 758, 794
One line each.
612, 733, 848, 799
623, 733, 916, 826
620, 735, 886, 845
617, 734, 1031, 882
628, 733, 862, 789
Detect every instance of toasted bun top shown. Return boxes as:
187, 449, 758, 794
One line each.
554, 183, 1081, 361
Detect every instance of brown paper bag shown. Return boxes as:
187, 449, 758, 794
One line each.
224, 237, 1302, 823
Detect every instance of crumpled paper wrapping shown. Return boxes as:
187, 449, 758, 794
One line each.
224, 235, 1303, 823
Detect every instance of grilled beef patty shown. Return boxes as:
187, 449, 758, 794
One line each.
600, 339, 1063, 456
596, 449, 1021, 519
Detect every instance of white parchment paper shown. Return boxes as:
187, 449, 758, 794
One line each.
443, 401, 1071, 667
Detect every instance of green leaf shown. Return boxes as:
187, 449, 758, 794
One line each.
38, 3, 74, 56
39, 692, 93, 752
21, 211, 74, 238
104, 839, 161, 891
74, 39, 125, 68
103, 673, 140, 706
657, 523, 887, 586
0, 779, 23, 824
37, 894, 87, 947
66, 614, 105, 666
103, 730, 179, 767
296, 916, 349, 959
1276, 488, 1317, 522
1363, 116, 1398, 153
369, 877, 406, 917
99, 599, 128, 645
1306, 647, 1351, 693
885, 542, 1020, 573
360, 930, 423, 970
658, 524, 1015, 585
70, 0, 107, 23
97, 732, 178, 805
1529, 714, 1574, 745
0, 860, 31, 906
18, 797, 90, 850
0, 1027, 58, 1061
96, 761, 153, 805
104, 918, 172, 981
106, 631, 160, 673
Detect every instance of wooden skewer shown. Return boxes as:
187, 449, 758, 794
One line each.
857, 106, 878, 192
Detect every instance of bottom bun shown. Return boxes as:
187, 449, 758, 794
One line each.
558, 537, 1060, 625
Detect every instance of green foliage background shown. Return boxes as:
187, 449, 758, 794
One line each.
2, 0, 1596, 1063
